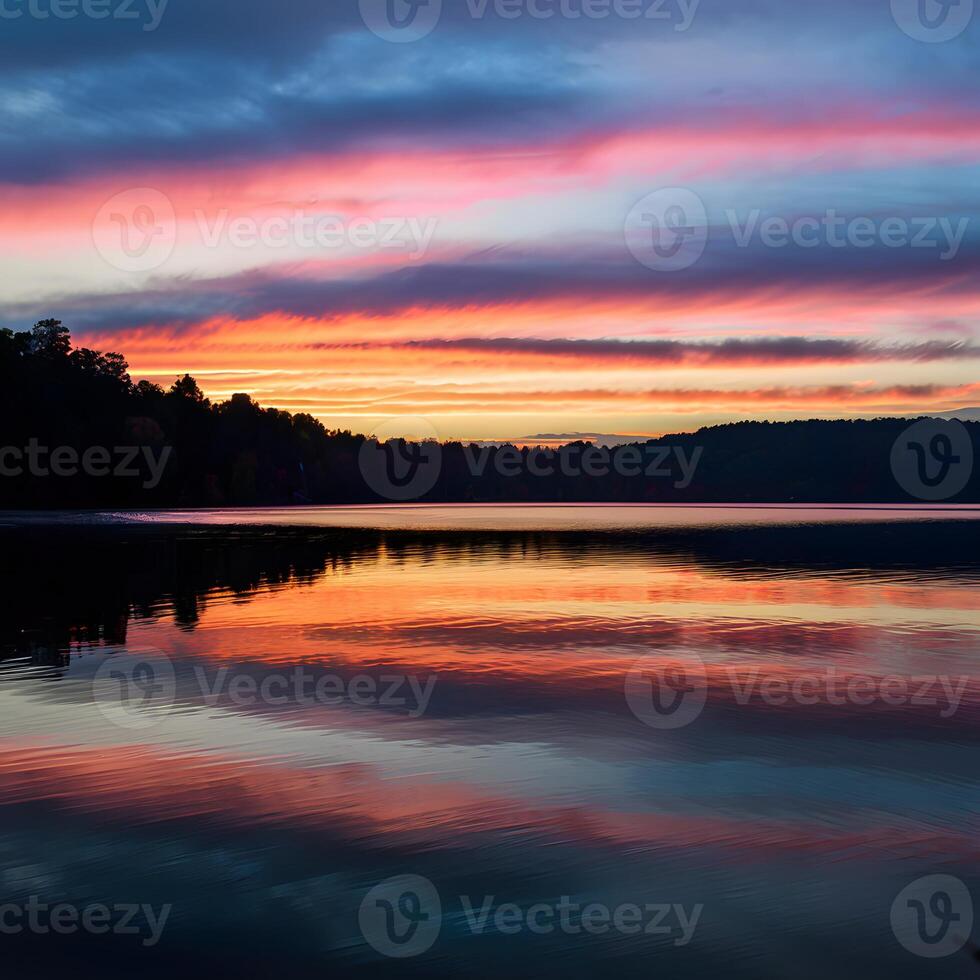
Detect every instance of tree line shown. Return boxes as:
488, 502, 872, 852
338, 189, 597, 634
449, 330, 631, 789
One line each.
0, 320, 976, 506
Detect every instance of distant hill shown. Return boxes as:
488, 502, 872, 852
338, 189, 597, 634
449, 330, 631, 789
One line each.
1, 320, 977, 507
928, 407, 980, 422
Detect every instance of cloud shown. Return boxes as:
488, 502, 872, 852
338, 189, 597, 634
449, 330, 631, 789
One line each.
387, 336, 980, 365
512, 432, 655, 446
0, 46, 586, 184
3, 0, 978, 433
9, 233, 980, 335
0, 0, 359, 73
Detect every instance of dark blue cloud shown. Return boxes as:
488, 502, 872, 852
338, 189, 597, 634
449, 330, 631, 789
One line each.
0, 0, 358, 71
0, 0, 976, 186
6, 232, 980, 333
0, 61, 585, 182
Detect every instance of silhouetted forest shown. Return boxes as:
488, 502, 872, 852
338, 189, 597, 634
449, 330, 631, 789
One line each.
1, 320, 977, 506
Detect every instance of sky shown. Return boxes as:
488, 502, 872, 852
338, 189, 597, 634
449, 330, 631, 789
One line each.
1, 0, 979, 441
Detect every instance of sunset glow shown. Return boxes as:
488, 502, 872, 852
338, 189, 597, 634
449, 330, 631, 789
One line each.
1, 0, 977, 439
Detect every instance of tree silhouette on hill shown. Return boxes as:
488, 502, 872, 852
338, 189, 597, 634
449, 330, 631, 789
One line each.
0, 320, 976, 507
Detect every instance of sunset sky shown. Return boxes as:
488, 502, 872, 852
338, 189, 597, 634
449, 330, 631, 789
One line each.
1, 0, 978, 441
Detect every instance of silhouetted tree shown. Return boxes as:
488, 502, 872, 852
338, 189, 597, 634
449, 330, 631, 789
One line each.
0, 320, 977, 508
170, 374, 208, 403
29, 319, 71, 358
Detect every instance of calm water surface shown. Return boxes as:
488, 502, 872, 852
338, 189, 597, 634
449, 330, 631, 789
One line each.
1, 506, 977, 977
5, 501, 980, 530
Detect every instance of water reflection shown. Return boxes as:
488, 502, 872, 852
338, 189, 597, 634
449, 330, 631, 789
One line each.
0, 516, 977, 978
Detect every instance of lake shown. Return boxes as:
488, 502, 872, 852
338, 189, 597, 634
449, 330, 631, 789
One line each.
0, 505, 977, 977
